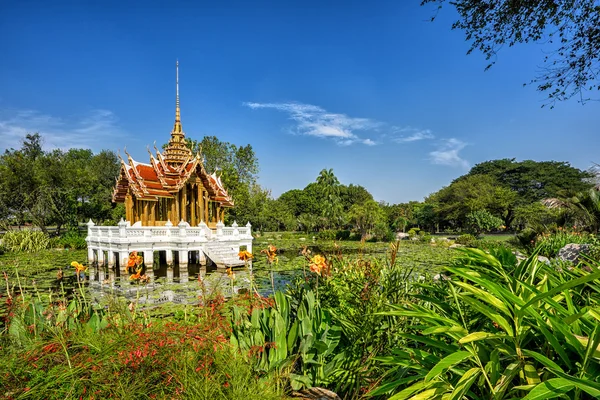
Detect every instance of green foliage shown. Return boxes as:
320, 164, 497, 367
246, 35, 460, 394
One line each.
465, 209, 503, 235
317, 230, 337, 241
535, 230, 593, 258
429, 174, 515, 230
428, 159, 593, 233
348, 200, 385, 239
0, 134, 120, 232
516, 227, 538, 250
455, 233, 477, 247
572, 188, 600, 233
407, 227, 420, 237
230, 290, 341, 391
1, 229, 50, 253
316, 168, 344, 229
513, 201, 562, 231
372, 248, 600, 399
57, 230, 87, 250
335, 230, 351, 240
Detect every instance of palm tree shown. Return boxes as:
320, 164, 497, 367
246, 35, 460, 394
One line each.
316, 169, 343, 229
572, 188, 600, 233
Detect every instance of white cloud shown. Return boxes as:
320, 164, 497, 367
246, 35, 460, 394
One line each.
0, 109, 126, 152
392, 127, 435, 143
244, 101, 381, 145
429, 138, 470, 169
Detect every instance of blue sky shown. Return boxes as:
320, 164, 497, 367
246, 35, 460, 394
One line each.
0, 0, 598, 203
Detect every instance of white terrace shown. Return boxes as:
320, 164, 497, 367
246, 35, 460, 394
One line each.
85, 219, 253, 283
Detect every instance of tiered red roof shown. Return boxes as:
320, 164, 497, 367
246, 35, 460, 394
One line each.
112, 149, 234, 207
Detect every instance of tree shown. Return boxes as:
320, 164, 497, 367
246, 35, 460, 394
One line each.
339, 184, 374, 212
348, 200, 385, 239
460, 158, 593, 227
571, 188, 600, 233
184, 136, 259, 225
465, 209, 503, 235
0, 134, 121, 233
316, 169, 344, 229
429, 174, 516, 230
422, 0, 600, 105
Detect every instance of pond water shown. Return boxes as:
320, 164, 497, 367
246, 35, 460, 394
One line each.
1, 241, 451, 318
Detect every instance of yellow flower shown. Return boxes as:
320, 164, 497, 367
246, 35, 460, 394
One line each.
71, 261, 87, 273
309, 255, 327, 276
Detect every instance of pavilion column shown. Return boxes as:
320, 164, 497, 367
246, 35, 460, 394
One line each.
190, 185, 196, 226
204, 190, 209, 223
165, 199, 173, 222
197, 184, 203, 223
119, 250, 129, 280
142, 202, 149, 225
171, 198, 177, 224
181, 185, 187, 223
125, 194, 133, 222
175, 192, 180, 225
143, 250, 154, 281
108, 253, 116, 283
150, 202, 156, 226
216, 205, 221, 222
136, 200, 141, 223
179, 250, 189, 283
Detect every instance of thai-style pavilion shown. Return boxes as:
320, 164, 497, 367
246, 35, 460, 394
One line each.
112, 62, 233, 228
85, 62, 253, 283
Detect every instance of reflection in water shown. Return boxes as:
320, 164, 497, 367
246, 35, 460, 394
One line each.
88, 262, 300, 309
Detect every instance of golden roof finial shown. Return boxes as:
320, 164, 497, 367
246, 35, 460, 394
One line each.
163, 59, 192, 166
173, 59, 182, 134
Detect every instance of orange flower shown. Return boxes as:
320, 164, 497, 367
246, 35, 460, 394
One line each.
129, 271, 142, 281
127, 252, 138, 268
238, 250, 254, 261
261, 245, 278, 264
226, 268, 235, 280
309, 255, 327, 276
70, 261, 87, 273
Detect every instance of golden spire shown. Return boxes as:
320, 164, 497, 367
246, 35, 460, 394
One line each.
173, 59, 182, 134
163, 59, 192, 166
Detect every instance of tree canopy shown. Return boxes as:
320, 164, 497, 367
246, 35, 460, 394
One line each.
422, 0, 600, 105
0, 133, 121, 233
428, 158, 593, 231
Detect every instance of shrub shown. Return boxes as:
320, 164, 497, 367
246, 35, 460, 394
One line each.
516, 227, 538, 249
335, 230, 351, 240
348, 232, 362, 241
407, 228, 420, 237
1, 229, 50, 252
536, 229, 592, 258
58, 231, 87, 249
465, 209, 503, 235
455, 233, 477, 247
475, 238, 514, 252
317, 230, 336, 240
